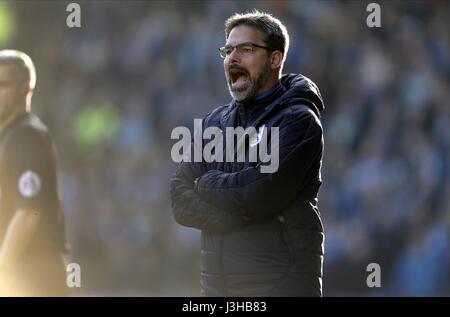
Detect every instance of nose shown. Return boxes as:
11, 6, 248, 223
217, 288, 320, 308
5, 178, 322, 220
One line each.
227, 47, 241, 64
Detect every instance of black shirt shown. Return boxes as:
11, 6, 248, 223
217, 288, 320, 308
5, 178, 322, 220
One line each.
0, 112, 67, 258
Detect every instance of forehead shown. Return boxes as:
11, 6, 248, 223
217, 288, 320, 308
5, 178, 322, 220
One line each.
0, 63, 18, 81
226, 25, 264, 45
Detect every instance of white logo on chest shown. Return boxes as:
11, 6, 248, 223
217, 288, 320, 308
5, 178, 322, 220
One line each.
18, 170, 41, 198
250, 125, 266, 147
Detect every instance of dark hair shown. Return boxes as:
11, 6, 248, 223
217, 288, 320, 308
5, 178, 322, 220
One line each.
224, 10, 289, 64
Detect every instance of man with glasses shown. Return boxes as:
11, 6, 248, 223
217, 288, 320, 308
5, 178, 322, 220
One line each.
170, 11, 325, 296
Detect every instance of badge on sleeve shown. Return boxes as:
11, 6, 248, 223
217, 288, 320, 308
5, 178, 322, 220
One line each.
18, 170, 42, 198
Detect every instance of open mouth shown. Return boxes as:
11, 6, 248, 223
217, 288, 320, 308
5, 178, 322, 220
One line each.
229, 68, 249, 87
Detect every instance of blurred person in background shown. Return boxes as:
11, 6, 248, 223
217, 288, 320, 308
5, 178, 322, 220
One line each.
170, 11, 325, 296
0, 50, 68, 296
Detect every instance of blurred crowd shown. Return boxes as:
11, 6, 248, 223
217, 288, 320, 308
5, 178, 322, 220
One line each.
3, 0, 449, 295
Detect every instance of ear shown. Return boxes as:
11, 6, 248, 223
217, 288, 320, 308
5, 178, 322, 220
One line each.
270, 51, 283, 69
19, 81, 31, 96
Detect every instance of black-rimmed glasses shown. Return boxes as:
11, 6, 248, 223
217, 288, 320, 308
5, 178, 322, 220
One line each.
219, 42, 275, 59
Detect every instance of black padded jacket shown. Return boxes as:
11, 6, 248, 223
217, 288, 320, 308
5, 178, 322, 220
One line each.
170, 73, 325, 296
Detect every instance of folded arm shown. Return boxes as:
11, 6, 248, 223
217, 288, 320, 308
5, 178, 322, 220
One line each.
196, 108, 323, 221
170, 160, 243, 233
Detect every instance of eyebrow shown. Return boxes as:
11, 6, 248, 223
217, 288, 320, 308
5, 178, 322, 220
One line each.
223, 41, 256, 49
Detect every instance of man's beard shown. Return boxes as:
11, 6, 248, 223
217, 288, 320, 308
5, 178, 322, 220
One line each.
226, 61, 271, 102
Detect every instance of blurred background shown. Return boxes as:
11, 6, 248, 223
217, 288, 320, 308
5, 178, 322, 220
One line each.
0, 0, 448, 296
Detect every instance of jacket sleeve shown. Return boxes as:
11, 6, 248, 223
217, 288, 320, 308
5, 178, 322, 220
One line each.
170, 161, 243, 233
169, 106, 244, 233
196, 107, 323, 221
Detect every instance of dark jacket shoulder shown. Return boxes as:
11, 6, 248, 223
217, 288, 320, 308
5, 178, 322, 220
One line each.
0, 113, 52, 156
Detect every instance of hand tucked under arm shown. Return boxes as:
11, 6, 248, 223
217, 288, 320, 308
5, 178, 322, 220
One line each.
170, 162, 244, 233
